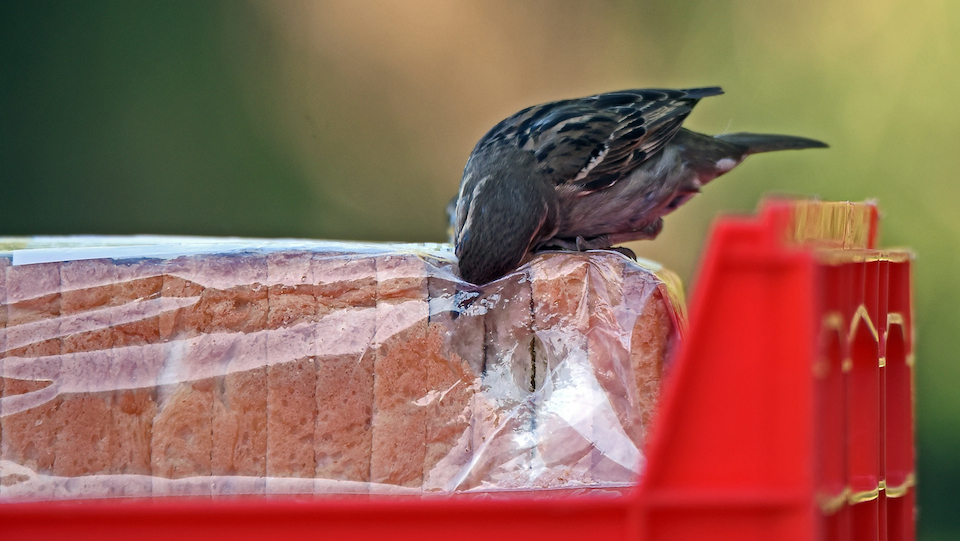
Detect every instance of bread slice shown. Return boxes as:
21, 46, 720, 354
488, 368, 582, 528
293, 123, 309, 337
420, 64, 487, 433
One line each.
422, 263, 483, 492
313, 254, 376, 487
2, 262, 62, 477
152, 253, 269, 496
266, 252, 318, 329
0, 255, 9, 491
56, 260, 121, 479
266, 329, 317, 483
109, 342, 161, 477
106, 259, 163, 480
214, 332, 268, 482
370, 254, 429, 489
263, 252, 316, 493
314, 307, 375, 486
625, 266, 674, 446
152, 255, 214, 496
110, 259, 164, 348
451, 268, 537, 492
529, 254, 596, 487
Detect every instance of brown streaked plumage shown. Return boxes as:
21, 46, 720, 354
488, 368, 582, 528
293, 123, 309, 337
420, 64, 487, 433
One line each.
453, 87, 827, 284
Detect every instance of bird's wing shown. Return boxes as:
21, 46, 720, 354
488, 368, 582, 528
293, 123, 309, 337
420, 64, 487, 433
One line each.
477, 87, 723, 194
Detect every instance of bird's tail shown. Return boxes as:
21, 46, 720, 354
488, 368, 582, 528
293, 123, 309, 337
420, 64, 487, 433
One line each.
715, 132, 828, 155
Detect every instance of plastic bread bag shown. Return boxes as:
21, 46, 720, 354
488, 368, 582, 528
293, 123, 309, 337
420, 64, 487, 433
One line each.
0, 236, 682, 500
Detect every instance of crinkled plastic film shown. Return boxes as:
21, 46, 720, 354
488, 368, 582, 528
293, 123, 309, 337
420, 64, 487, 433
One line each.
0, 237, 680, 501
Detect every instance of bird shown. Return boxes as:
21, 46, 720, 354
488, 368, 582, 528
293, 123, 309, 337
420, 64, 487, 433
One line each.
452, 87, 827, 285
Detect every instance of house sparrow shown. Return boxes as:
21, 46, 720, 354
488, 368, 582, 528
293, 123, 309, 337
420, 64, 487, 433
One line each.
452, 87, 827, 284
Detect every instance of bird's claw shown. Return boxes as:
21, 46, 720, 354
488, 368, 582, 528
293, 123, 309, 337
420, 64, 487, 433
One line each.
609, 246, 637, 260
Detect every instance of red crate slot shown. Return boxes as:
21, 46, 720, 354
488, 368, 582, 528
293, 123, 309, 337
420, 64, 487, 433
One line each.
0, 199, 916, 541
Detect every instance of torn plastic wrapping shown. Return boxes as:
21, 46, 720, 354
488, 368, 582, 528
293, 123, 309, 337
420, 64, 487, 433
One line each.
0, 237, 681, 501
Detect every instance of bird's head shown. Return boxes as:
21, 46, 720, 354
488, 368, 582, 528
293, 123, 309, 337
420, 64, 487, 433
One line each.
454, 149, 557, 285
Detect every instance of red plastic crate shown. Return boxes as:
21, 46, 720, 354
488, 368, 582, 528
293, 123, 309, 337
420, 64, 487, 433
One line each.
0, 199, 915, 541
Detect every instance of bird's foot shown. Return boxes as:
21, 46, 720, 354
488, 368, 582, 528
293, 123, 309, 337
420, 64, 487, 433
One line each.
541, 235, 611, 252
608, 246, 637, 260
537, 235, 635, 259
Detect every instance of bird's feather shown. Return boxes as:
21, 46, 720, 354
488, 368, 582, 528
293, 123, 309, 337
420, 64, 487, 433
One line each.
473, 87, 724, 195
453, 86, 827, 284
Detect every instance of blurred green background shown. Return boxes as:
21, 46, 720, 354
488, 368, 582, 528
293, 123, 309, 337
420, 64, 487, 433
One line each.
1, 0, 957, 536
